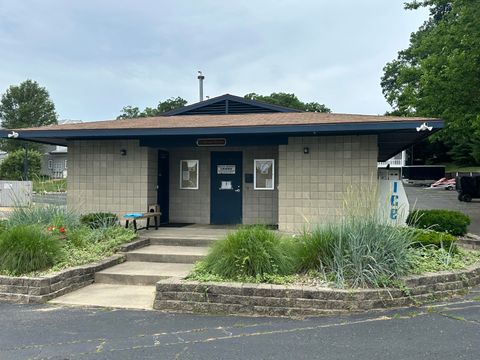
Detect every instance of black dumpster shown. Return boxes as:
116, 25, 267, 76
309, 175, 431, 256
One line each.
456, 175, 480, 202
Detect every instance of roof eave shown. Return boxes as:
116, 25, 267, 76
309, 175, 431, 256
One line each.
0, 119, 444, 140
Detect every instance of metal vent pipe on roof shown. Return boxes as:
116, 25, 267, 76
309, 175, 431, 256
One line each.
197, 71, 205, 102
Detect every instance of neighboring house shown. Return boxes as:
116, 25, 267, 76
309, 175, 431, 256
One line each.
40, 120, 81, 178
41, 145, 68, 179
377, 150, 407, 180
0, 94, 443, 232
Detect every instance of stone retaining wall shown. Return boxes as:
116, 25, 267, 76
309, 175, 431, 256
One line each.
0, 254, 125, 304
154, 264, 480, 317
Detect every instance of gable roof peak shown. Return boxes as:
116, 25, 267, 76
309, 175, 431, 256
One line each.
163, 93, 302, 116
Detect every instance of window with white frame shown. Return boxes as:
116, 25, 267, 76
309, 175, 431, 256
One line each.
48, 160, 53, 169
180, 160, 199, 189
64, 159, 68, 169
254, 159, 275, 190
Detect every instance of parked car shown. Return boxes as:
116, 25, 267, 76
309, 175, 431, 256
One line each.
428, 177, 456, 190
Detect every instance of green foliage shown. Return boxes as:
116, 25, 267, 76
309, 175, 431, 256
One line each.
407, 209, 470, 236
8, 205, 80, 230
381, 0, 480, 164
0, 148, 42, 180
191, 226, 296, 281
244, 92, 331, 113
411, 229, 457, 249
294, 226, 337, 273
329, 220, 413, 288
117, 97, 188, 119
407, 247, 480, 274
32, 176, 67, 193
51, 226, 136, 272
0, 80, 58, 152
0, 226, 63, 275
80, 212, 118, 229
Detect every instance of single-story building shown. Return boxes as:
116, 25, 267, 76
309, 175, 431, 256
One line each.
0, 94, 442, 232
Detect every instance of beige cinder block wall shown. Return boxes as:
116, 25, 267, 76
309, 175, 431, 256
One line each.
169, 146, 278, 225
67, 140, 158, 215
278, 135, 378, 232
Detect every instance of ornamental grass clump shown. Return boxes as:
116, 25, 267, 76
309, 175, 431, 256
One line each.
295, 225, 338, 274
8, 205, 80, 230
297, 184, 415, 288
0, 226, 63, 275
329, 218, 414, 288
194, 225, 296, 281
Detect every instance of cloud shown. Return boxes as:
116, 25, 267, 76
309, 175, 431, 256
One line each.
0, 0, 428, 120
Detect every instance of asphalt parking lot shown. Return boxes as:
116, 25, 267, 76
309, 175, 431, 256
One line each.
405, 185, 480, 235
1, 287, 480, 360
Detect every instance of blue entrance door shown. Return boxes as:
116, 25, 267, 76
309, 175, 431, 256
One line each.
210, 152, 243, 225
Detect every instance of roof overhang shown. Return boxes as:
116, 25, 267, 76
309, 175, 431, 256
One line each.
0, 119, 444, 161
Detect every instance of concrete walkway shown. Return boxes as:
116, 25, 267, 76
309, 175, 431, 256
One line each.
50, 226, 227, 309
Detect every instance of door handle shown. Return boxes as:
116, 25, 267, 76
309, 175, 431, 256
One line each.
235, 189, 240, 193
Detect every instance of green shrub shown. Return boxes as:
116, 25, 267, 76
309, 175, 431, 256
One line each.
80, 212, 118, 229
411, 229, 457, 250
0, 226, 63, 275
407, 209, 470, 236
193, 226, 295, 281
8, 205, 80, 230
0, 149, 42, 180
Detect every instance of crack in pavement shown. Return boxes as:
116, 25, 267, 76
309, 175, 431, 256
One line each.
26, 315, 397, 359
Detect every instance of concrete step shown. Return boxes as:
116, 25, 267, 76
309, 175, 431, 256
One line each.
50, 283, 155, 310
126, 245, 209, 264
95, 261, 194, 285
149, 236, 218, 247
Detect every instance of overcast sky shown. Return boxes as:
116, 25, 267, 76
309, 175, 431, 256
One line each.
0, 1, 428, 121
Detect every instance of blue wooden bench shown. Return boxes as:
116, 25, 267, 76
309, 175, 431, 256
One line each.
123, 211, 161, 231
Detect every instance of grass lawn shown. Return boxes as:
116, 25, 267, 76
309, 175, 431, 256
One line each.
33, 177, 67, 193
442, 163, 480, 173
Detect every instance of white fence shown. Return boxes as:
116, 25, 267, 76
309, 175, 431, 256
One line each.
0, 181, 32, 207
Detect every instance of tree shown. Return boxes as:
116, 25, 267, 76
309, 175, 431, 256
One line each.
0, 149, 42, 180
244, 92, 331, 113
381, 0, 480, 164
117, 97, 188, 119
0, 80, 58, 152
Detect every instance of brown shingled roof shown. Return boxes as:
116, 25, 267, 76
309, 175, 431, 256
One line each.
18, 112, 437, 131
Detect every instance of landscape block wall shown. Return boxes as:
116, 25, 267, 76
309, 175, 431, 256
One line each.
278, 135, 378, 232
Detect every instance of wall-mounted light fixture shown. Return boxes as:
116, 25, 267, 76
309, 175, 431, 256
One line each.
120, 149, 127, 156
303, 147, 309, 154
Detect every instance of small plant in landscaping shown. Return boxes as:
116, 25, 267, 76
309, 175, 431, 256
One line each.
407, 247, 480, 274
0, 226, 63, 275
411, 229, 457, 250
52, 226, 136, 272
189, 225, 296, 282
80, 212, 118, 229
47, 225, 67, 236
407, 209, 470, 236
